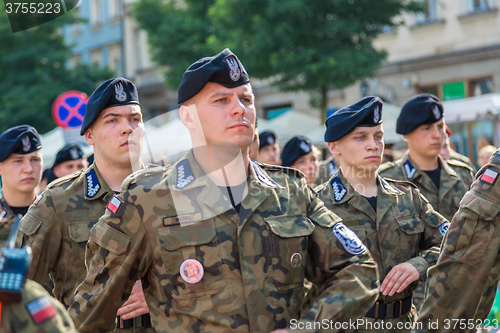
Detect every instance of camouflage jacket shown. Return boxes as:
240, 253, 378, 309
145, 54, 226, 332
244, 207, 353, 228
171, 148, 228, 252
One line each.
314, 156, 338, 187
16, 163, 115, 307
0, 279, 76, 332
69, 150, 379, 333
0, 195, 16, 245
416, 148, 500, 333
315, 170, 447, 303
378, 151, 474, 221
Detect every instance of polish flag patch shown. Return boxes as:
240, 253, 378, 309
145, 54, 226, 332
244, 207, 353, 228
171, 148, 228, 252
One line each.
107, 195, 123, 215
33, 194, 43, 205
480, 168, 498, 185
27, 296, 57, 324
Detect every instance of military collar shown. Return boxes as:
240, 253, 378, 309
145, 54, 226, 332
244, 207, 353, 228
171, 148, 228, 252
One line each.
83, 164, 112, 200
0, 195, 15, 221
377, 176, 405, 196
249, 161, 283, 189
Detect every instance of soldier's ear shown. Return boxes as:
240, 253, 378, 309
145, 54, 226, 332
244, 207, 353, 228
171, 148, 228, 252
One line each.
327, 142, 340, 156
84, 128, 95, 146
180, 104, 197, 130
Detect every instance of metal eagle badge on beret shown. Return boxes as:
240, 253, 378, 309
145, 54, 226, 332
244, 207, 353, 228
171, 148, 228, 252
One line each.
299, 141, 311, 153
115, 82, 127, 102
86, 169, 101, 198
331, 177, 347, 202
373, 106, 381, 123
267, 136, 275, 145
332, 222, 366, 255
432, 105, 440, 120
69, 147, 80, 159
22, 135, 31, 152
225, 55, 241, 81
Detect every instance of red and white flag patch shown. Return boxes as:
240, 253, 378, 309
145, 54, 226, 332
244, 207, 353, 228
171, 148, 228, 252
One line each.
33, 194, 43, 205
480, 168, 498, 185
27, 296, 57, 324
107, 195, 123, 215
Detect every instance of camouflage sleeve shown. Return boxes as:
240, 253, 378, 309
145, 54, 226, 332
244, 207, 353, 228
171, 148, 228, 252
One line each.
68, 193, 153, 333
406, 190, 447, 279
417, 175, 500, 332
298, 182, 380, 326
16, 190, 62, 286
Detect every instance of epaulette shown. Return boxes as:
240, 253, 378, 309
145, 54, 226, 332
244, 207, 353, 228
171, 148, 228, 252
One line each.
257, 162, 305, 179
46, 169, 83, 189
490, 150, 500, 164
446, 159, 474, 172
313, 182, 327, 193
377, 161, 396, 173
121, 165, 168, 191
380, 176, 418, 189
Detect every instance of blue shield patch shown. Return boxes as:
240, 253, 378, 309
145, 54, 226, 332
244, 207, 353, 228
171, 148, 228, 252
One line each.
330, 177, 347, 202
86, 169, 101, 198
333, 222, 366, 255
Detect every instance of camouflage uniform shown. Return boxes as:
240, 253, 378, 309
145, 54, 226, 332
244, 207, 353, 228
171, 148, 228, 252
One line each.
314, 156, 338, 186
449, 150, 476, 173
17, 163, 155, 332
69, 150, 380, 333
0, 279, 76, 332
416, 149, 500, 333
315, 170, 447, 332
378, 151, 474, 222
0, 195, 15, 245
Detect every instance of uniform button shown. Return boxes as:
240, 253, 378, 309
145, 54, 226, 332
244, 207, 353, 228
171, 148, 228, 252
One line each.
290, 252, 302, 268
180, 259, 204, 284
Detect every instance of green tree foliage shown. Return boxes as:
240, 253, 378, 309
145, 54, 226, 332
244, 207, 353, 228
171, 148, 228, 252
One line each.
134, 0, 422, 118
0, 11, 114, 134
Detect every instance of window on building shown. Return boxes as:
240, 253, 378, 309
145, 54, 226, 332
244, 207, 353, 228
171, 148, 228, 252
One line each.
90, 0, 103, 24
108, 44, 122, 75
89, 48, 103, 66
467, 0, 491, 12
416, 0, 440, 23
108, 0, 121, 19
71, 5, 82, 35
470, 78, 493, 96
70, 54, 81, 69
418, 85, 439, 97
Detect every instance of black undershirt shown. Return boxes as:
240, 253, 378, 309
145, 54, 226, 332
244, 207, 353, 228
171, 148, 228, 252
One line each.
11, 206, 30, 216
363, 196, 377, 211
424, 165, 441, 189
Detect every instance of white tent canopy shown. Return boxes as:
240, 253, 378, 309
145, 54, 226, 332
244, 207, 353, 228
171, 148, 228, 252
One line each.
443, 93, 500, 123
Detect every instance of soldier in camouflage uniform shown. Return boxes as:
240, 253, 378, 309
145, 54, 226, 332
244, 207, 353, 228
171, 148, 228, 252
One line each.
416, 148, 500, 333
378, 94, 473, 311
314, 155, 338, 186
17, 78, 155, 332
69, 48, 380, 333
0, 125, 43, 245
315, 96, 448, 332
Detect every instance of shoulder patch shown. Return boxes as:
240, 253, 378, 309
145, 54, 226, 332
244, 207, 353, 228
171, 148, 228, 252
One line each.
86, 169, 101, 198
121, 165, 166, 191
26, 296, 57, 324
479, 168, 498, 185
107, 195, 123, 215
33, 193, 43, 205
439, 222, 450, 236
176, 159, 195, 189
403, 160, 417, 179
330, 177, 347, 202
332, 222, 367, 255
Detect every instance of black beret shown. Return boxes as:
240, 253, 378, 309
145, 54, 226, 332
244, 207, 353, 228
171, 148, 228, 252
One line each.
52, 144, 84, 168
324, 96, 383, 142
259, 130, 278, 149
0, 125, 42, 162
80, 77, 140, 135
281, 135, 313, 167
178, 48, 250, 104
396, 94, 443, 135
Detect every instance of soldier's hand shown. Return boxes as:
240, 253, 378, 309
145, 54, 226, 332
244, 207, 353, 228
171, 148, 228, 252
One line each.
116, 280, 149, 319
380, 262, 419, 296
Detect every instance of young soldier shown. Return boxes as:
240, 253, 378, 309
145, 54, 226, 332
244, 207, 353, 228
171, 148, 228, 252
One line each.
281, 135, 319, 186
257, 130, 281, 165
69, 49, 379, 333
17, 78, 155, 332
378, 94, 474, 310
0, 125, 43, 244
417, 148, 500, 332
315, 96, 448, 332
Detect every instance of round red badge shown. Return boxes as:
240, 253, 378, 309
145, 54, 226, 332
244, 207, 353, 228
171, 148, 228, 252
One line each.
180, 259, 204, 284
